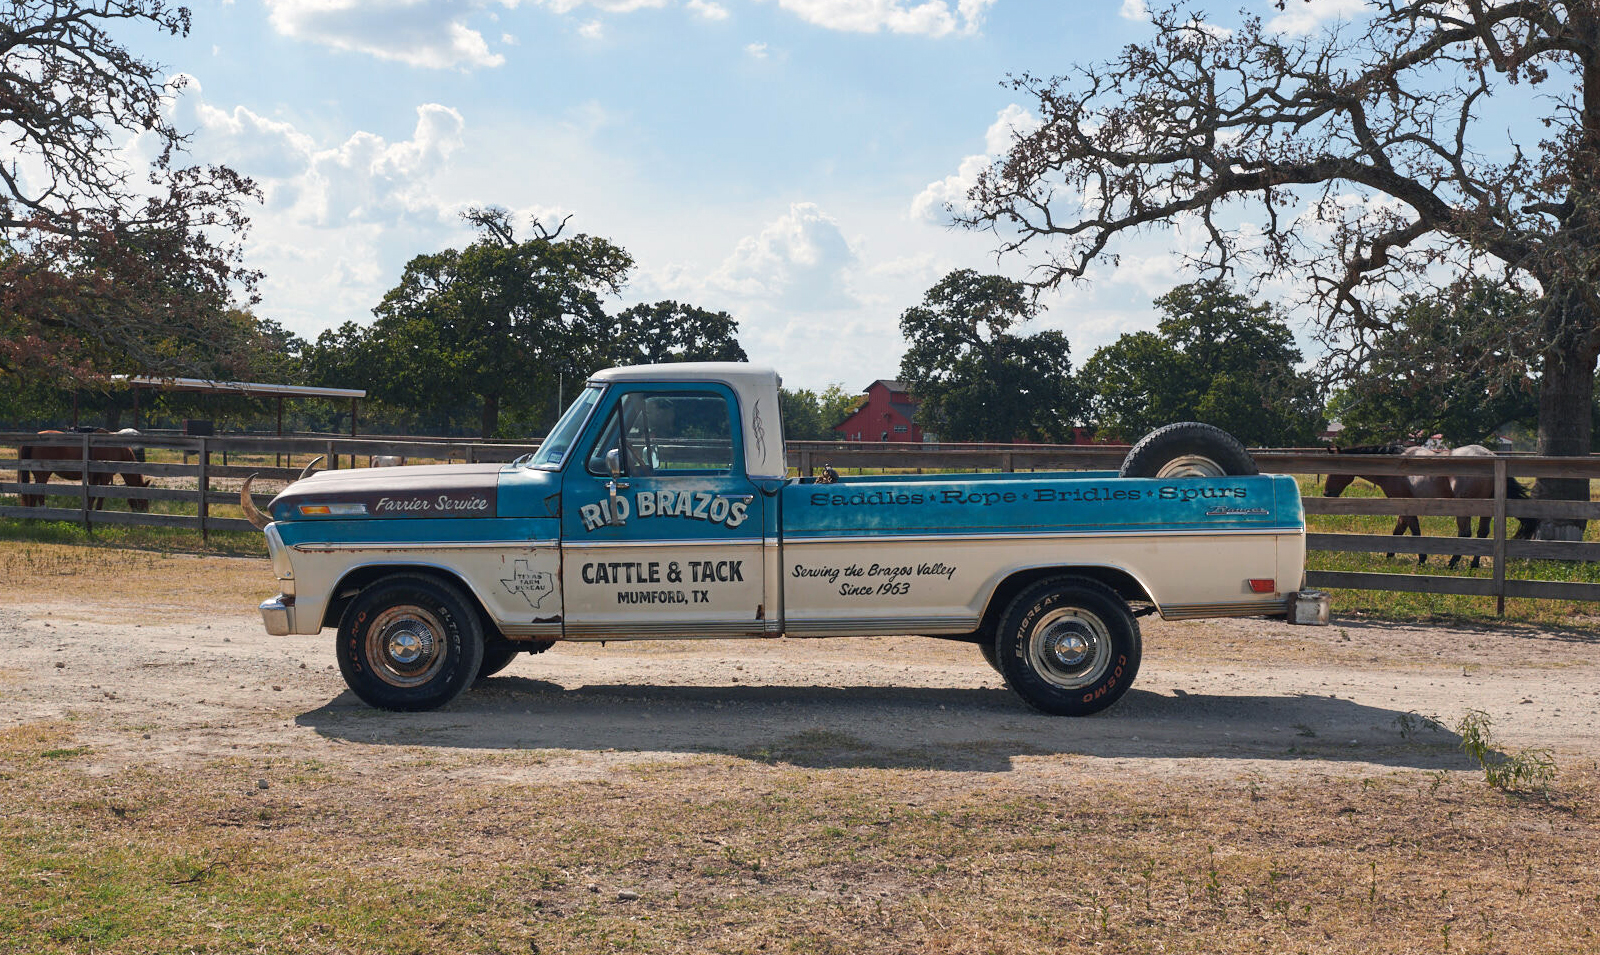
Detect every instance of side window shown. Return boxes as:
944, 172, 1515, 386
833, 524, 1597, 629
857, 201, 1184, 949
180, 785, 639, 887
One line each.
586, 391, 735, 476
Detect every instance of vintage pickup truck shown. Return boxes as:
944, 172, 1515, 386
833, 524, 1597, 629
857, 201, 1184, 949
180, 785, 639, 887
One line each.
244, 363, 1320, 716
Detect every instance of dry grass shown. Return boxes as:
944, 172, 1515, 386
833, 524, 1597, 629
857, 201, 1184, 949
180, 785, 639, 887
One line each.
1, 722, 1596, 954
0, 541, 272, 617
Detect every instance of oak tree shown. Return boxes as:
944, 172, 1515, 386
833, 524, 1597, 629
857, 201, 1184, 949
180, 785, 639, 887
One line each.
898, 269, 1084, 442
1084, 280, 1323, 445
962, 1, 1600, 536
1, 1, 259, 383
360, 209, 633, 437
599, 300, 747, 367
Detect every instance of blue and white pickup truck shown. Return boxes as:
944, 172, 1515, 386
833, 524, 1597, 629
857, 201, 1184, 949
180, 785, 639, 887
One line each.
244, 363, 1319, 716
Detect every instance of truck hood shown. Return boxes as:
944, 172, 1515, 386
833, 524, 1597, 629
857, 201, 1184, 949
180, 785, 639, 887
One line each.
268, 463, 504, 521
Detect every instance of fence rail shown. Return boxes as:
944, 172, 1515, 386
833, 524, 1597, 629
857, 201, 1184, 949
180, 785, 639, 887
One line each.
4, 432, 1599, 611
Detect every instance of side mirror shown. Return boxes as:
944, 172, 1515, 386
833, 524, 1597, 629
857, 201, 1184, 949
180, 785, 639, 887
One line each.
606, 448, 624, 478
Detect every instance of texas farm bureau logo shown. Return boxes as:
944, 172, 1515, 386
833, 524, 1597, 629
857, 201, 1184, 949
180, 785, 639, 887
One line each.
579, 489, 751, 532
500, 559, 555, 607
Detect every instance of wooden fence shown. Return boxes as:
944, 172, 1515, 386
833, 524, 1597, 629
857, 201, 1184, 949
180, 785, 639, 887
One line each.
4, 432, 1599, 610
0, 432, 537, 542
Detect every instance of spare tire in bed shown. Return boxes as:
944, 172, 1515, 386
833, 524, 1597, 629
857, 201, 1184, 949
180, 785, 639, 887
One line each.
1118, 422, 1258, 478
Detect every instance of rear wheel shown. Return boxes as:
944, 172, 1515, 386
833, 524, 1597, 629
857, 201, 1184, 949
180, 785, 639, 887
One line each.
996, 577, 1141, 716
1119, 422, 1257, 478
336, 574, 484, 712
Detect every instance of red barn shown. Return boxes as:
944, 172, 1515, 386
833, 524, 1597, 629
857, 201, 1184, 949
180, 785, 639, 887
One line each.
833, 379, 924, 442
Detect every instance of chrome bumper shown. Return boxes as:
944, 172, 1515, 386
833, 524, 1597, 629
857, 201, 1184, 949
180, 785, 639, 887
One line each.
260, 594, 296, 636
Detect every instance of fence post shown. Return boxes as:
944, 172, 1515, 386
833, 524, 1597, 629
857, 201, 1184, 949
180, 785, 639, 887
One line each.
1001, 452, 1014, 473
197, 437, 210, 547
800, 448, 812, 478
80, 432, 91, 532
325, 440, 337, 470
1493, 457, 1507, 616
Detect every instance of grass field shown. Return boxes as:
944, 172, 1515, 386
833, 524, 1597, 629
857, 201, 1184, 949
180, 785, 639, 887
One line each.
3, 737, 1596, 954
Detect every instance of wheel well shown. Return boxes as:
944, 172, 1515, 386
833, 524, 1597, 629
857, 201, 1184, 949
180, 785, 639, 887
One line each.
975, 566, 1152, 640
321, 564, 502, 639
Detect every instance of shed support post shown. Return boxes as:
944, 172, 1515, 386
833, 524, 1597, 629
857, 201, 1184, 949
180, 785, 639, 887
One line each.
1493, 457, 1507, 616
80, 432, 91, 532
198, 437, 210, 547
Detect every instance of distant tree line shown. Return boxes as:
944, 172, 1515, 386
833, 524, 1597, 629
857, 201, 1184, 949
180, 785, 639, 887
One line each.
894, 270, 1327, 447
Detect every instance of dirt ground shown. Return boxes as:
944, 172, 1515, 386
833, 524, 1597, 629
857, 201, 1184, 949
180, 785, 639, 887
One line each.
4, 554, 1600, 954
4, 573, 1597, 781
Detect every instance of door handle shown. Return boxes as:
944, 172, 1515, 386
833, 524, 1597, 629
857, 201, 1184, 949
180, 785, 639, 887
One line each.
607, 479, 629, 525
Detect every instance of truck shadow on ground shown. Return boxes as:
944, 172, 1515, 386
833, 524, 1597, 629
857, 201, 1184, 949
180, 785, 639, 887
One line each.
296, 678, 1475, 773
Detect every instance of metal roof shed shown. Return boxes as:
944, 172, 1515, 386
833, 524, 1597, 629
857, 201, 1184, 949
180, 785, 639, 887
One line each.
110, 376, 368, 436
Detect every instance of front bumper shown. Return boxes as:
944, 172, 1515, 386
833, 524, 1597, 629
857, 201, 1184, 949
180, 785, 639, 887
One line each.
260, 594, 297, 636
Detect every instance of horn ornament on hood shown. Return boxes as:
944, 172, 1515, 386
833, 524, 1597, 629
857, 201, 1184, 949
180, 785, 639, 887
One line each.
240, 474, 271, 530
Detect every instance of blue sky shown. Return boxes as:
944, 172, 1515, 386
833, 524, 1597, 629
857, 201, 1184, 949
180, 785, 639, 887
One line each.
128, 0, 1366, 392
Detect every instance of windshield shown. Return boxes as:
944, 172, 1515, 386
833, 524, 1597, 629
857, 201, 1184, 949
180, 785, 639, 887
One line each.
528, 384, 603, 469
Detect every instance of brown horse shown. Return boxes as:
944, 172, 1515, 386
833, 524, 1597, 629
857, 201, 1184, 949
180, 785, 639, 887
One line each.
17, 430, 151, 512
1325, 444, 1535, 568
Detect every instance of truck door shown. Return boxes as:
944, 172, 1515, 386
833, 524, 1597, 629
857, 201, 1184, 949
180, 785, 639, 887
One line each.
559, 383, 768, 639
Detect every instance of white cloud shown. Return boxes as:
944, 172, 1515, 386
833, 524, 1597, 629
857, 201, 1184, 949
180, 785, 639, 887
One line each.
265, 0, 508, 70
913, 104, 1037, 224
544, 0, 667, 11
264, 0, 678, 69
578, 18, 604, 37
745, 40, 769, 57
769, 0, 994, 37
1267, 0, 1366, 35
1118, 0, 1147, 21
686, 0, 729, 19
708, 202, 859, 310
162, 77, 480, 336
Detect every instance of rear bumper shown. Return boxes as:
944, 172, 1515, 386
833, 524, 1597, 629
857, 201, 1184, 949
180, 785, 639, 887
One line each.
1159, 590, 1330, 624
260, 594, 296, 636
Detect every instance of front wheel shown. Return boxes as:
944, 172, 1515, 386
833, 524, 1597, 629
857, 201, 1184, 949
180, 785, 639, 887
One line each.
476, 637, 556, 682
336, 574, 484, 711
996, 578, 1141, 716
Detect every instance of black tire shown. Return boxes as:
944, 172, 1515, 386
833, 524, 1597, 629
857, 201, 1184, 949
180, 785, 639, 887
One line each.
1119, 422, 1257, 478
978, 634, 1004, 678
475, 638, 556, 682
336, 573, 484, 712
476, 639, 521, 681
996, 577, 1141, 716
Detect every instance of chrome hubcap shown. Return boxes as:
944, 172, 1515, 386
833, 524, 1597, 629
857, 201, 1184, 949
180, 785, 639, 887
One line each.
367, 605, 448, 688
1027, 608, 1112, 690
1155, 454, 1226, 478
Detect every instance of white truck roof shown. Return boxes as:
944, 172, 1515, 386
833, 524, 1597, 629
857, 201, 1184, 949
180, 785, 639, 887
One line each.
589, 362, 787, 480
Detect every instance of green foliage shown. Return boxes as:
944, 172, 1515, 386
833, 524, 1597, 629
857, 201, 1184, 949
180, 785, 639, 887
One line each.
780, 385, 860, 440
598, 301, 746, 367
1328, 281, 1540, 446
897, 269, 1084, 442
310, 208, 634, 438
1082, 279, 1323, 445
1455, 709, 1557, 794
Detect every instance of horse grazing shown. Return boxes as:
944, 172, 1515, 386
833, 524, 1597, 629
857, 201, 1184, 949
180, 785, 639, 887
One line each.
1325, 443, 1536, 568
17, 430, 151, 512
